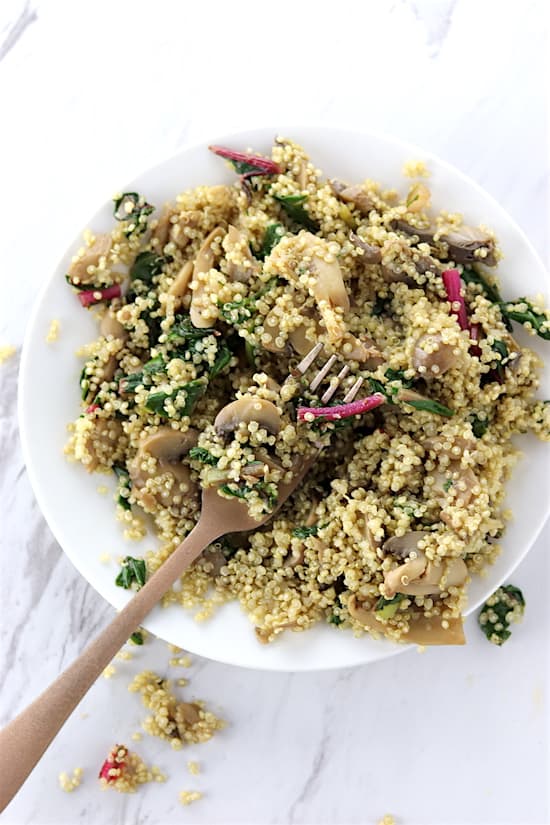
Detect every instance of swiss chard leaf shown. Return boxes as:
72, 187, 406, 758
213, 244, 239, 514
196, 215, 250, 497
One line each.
256, 223, 285, 260
189, 447, 219, 466
210, 342, 232, 378
115, 556, 147, 590
292, 525, 319, 539
113, 192, 154, 236
273, 193, 319, 231
375, 593, 404, 619
470, 413, 489, 438
130, 251, 168, 283
113, 464, 132, 511
404, 398, 455, 417
500, 298, 550, 341
461, 268, 503, 305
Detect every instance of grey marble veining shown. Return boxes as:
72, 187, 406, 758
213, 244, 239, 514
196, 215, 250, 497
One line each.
0, 1, 549, 824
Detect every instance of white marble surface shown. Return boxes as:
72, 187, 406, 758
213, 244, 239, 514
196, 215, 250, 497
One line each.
0, 1, 549, 823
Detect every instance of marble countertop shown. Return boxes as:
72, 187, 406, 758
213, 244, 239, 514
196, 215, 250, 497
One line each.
0, 1, 548, 823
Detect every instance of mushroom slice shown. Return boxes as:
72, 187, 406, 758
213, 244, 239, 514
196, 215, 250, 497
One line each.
68, 234, 112, 285
85, 418, 124, 472
222, 225, 259, 283
430, 462, 478, 507
342, 332, 384, 366
349, 232, 382, 264
190, 226, 224, 328
214, 397, 281, 436
403, 614, 465, 645
152, 205, 173, 249
442, 226, 497, 267
383, 531, 431, 559
100, 310, 127, 341
392, 220, 435, 245
394, 558, 468, 596
301, 233, 350, 343
169, 210, 203, 249
261, 309, 290, 354
331, 181, 374, 215
129, 427, 199, 514
348, 595, 465, 645
412, 333, 456, 377
168, 260, 194, 304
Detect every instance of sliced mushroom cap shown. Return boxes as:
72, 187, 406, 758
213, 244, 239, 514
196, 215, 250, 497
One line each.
331, 181, 374, 215
84, 417, 124, 472
412, 333, 456, 377
349, 232, 382, 264
342, 332, 384, 366
392, 220, 435, 245
178, 702, 201, 726
403, 614, 465, 645
168, 260, 194, 304
129, 427, 199, 514
301, 233, 350, 343
100, 310, 127, 341
214, 397, 281, 436
348, 595, 465, 645
68, 234, 112, 285
222, 225, 259, 283
288, 322, 316, 356
383, 531, 431, 559
190, 226, 224, 328
395, 557, 468, 596
169, 210, 203, 250
152, 206, 173, 249
261, 309, 290, 354
442, 226, 497, 267
430, 462, 478, 507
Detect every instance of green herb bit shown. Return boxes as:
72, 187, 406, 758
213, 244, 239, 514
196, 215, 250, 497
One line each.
443, 478, 453, 492
461, 268, 503, 305
113, 464, 132, 511
188, 447, 219, 466
500, 298, 550, 341
478, 584, 525, 645
328, 613, 343, 626
384, 368, 415, 388
372, 296, 390, 316
115, 556, 147, 590
404, 398, 455, 417
470, 413, 489, 438
169, 314, 218, 343
130, 251, 168, 283
113, 192, 154, 236
145, 378, 206, 417
375, 593, 405, 619
219, 483, 250, 500
256, 223, 285, 260
273, 193, 320, 232
210, 342, 232, 378
292, 525, 319, 539
130, 631, 144, 645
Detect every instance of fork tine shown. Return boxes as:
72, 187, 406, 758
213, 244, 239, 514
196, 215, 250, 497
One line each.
342, 376, 364, 403
321, 365, 350, 403
309, 354, 338, 392
295, 342, 323, 375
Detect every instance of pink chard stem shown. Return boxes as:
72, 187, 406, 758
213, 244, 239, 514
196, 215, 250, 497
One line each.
77, 284, 122, 308
442, 268, 469, 331
297, 393, 386, 422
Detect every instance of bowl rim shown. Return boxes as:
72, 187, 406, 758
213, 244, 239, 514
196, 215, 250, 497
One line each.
18, 124, 550, 671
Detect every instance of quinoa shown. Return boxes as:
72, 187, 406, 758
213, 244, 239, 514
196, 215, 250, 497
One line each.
46, 319, 60, 342
58, 767, 83, 792
0, 345, 16, 364
98, 744, 166, 793
63, 137, 550, 647
128, 670, 225, 747
179, 790, 203, 806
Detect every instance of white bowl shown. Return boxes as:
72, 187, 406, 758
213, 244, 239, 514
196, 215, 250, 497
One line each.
18, 126, 550, 671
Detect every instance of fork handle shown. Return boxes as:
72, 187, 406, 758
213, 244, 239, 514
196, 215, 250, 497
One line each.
0, 517, 218, 814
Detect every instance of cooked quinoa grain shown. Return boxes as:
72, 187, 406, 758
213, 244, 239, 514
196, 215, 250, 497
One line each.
64, 138, 550, 647
0, 345, 16, 364
46, 319, 60, 342
179, 790, 203, 806
58, 767, 83, 792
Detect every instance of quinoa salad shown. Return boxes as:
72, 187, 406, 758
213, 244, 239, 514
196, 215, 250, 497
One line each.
64, 137, 550, 646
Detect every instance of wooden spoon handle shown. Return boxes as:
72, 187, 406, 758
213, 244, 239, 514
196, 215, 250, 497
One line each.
0, 517, 217, 814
